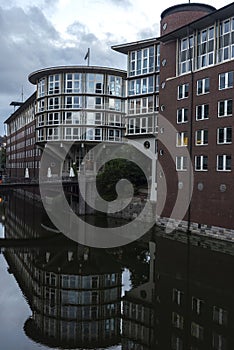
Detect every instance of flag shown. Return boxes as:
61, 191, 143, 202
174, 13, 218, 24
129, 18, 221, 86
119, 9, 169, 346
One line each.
84, 48, 90, 61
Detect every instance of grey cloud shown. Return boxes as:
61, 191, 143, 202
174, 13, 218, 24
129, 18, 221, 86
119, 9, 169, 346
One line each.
0, 4, 126, 133
136, 23, 160, 40
107, 0, 132, 7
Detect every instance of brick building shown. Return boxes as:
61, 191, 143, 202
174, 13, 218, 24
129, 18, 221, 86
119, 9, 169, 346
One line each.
113, 2, 234, 234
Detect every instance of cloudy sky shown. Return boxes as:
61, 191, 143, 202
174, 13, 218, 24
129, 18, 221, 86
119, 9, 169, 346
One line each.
0, 0, 229, 134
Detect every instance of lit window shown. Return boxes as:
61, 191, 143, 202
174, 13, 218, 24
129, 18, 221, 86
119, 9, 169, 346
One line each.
195, 129, 208, 145
176, 132, 188, 146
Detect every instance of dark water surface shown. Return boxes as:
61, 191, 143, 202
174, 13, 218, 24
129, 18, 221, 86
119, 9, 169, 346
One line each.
0, 189, 234, 350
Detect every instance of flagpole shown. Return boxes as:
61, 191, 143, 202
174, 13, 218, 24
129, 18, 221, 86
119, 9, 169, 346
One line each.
88, 48, 90, 66
84, 48, 90, 66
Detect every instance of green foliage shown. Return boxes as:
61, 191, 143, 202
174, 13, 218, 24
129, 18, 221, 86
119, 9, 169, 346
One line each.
97, 158, 147, 200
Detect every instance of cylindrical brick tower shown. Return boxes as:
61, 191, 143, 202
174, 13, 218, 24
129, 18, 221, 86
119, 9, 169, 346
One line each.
160, 3, 216, 35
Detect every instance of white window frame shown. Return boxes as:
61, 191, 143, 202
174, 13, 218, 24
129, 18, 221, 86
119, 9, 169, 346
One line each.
48, 97, 60, 110
195, 129, 208, 145
172, 312, 184, 329
176, 156, 187, 171
191, 322, 204, 340
213, 306, 228, 326
178, 83, 189, 99
218, 99, 232, 117
195, 155, 208, 171
217, 154, 231, 171
197, 78, 210, 95
65, 73, 81, 93
48, 74, 60, 94
219, 71, 233, 90
176, 132, 188, 147
172, 289, 183, 306
196, 104, 209, 120
47, 112, 60, 125
217, 127, 232, 144
177, 108, 188, 123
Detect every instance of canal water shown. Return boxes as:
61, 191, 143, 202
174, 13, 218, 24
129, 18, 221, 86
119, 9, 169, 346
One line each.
0, 189, 234, 350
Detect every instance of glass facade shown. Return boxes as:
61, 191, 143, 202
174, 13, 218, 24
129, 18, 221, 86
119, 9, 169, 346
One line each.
178, 17, 234, 74
33, 68, 126, 143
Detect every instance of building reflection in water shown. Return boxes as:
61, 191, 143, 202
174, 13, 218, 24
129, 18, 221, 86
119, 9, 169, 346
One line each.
2, 190, 234, 350
121, 234, 234, 350
3, 190, 122, 349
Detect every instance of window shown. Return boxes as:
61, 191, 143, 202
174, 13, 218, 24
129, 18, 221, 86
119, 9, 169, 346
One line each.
213, 306, 228, 326
107, 75, 122, 96
176, 156, 187, 171
191, 322, 204, 340
48, 74, 60, 94
217, 127, 232, 144
128, 96, 154, 114
172, 289, 183, 306
107, 97, 121, 111
86, 73, 103, 93
197, 26, 214, 69
47, 112, 60, 125
65, 96, 81, 109
65, 127, 80, 140
47, 127, 60, 140
86, 96, 103, 109
217, 155, 231, 171
38, 78, 45, 97
108, 129, 120, 141
129, 46, 155, 76
65, 73, 81, 93
218, 99, 232, 117
178, 83, 189, 99
212, 333, 227, 350
128, 76, 154, 96
48, 97, 60, 110
37, 99, 45, 112
195, 155, 208, 171
37, 129, 44, 141
177, 108, 188, 123
85, 128, 102, 141
64, 112, 81, 124
37, 115, 44, 127
195, 129, 208, 145
192, 297, 204, 315
179, 35, 194, 74
171, 335, 183, 350
196, 104, 209, 120
172, 312, 184, 329
176, 132, 188, 146
197, 78, 210, 94
219, 71, 233, 90
218, 17, 234, 63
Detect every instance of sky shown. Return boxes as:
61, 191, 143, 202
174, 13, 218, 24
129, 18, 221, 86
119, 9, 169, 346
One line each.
0, 0, 230, 134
